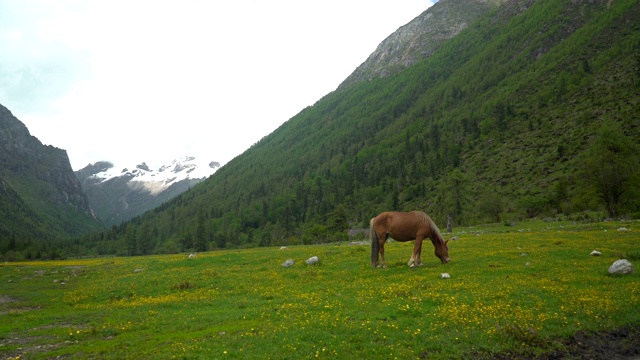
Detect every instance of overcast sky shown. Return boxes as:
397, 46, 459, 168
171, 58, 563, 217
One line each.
0, 0, 433, 170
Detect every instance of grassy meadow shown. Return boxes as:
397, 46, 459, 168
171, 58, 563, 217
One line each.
1, 220, 639, 359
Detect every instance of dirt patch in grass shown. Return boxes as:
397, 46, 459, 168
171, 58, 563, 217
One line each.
0, 295, 22, 314
544, 325, 640, 360
0, 336, 63, 359
0, 295, 18, 304
483, 325, 640, 359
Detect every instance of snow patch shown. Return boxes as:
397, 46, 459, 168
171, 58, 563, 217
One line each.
89, 156, 219, 195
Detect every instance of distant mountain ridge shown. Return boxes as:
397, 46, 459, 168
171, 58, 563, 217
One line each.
76, 156, 220, 226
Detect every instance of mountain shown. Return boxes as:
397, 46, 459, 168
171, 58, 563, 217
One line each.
80, 0, 640, 255
0, 103, 102, 256
339, 0, 508, 88
75, 157, 220, 226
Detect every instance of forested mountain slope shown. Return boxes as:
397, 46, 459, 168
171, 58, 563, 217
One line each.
83, 0, 640, 254
0, 105, 103, 259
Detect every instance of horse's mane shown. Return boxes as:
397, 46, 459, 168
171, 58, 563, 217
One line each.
414, 211, 445, 244
429, 218, 445, 244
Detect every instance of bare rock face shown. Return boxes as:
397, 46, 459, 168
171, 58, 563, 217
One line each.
339, 0, 508, 88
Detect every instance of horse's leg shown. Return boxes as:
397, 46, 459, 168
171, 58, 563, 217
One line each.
379, 235, 387, 268
409, 238, 423, 268
371, 233, 379, 268
416, 239, 424, 266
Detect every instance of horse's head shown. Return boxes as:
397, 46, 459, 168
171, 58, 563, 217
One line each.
435, 239, 450, 264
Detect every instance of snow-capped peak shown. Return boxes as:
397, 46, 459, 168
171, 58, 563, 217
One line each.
89, 156, 220, 194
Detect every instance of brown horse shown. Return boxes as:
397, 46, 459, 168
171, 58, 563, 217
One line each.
370, 211, 450, 268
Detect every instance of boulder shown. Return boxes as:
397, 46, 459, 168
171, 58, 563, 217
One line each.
282, 259, 295, 268
305, 256, 319, 265
590, 250, 602, 256
440, 273, 451, 279
608, 259, 634, 275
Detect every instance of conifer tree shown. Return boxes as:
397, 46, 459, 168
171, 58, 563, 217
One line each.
584, 123, 640, 217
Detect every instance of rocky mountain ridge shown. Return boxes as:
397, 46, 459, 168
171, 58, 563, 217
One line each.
339, 0, 508, 88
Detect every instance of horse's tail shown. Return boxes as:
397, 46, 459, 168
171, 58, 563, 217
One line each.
370, 218, 379, 267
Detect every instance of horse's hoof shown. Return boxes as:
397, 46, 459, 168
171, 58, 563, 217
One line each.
382, 264, 388, 269
409, 263, 415, 268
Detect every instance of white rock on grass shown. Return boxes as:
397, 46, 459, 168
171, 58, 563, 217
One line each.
305, 256, 319, 265
608, 259, 634, 275
441, 273, 451, 279
590, 250, 602, 256
282, 259, 295, 268
348, 241, 368, 246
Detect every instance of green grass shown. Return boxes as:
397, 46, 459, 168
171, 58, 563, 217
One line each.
1, 220, 639, 359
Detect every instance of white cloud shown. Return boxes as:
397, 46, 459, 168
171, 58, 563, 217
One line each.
0, 0, 433, 170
